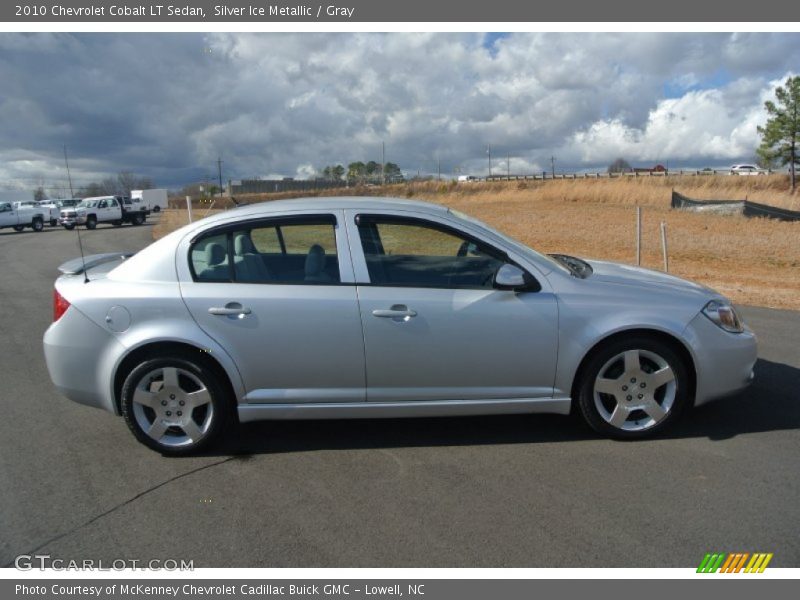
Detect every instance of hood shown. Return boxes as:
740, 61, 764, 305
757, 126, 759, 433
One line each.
585, 259, 715, 297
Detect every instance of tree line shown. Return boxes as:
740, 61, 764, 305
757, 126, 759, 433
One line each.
33, 171, 155, 201
320, 161, 404, 184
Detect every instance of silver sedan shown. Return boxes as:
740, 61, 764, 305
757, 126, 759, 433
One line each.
43, 197, 757, 454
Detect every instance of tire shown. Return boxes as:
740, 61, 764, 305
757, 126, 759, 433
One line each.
131, 214, 145, 226
112, 220, 122, 227
120, 355, 231, 455
63, 224, 75, 231
50, 219, 58, 227
12, 225, 24, 232
153, 206, 161, 213
575, 336, 690, 439
32, 218, 43, 232
86, 216, 97, 230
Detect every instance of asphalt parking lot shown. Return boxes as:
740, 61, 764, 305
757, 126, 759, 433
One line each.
0, 218, 798, 568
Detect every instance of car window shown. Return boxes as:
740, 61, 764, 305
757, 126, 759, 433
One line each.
190, 216, 341, 285
356, 216, 509, 289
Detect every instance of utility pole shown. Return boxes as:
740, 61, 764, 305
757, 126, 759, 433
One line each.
381, 141, 385, 185
217, 156, 223, 195
550, 156, 556, 179
63, 145, 74, 198
487, 144, 492, 177
507, 154, 510, 179
437, 158, 441, 181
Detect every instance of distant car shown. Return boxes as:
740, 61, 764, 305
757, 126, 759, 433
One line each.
730, 164, 764, 175
43, 197, 757, 454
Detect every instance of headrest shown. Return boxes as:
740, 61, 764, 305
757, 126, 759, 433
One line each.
205, 242, 226, 266
304, 244, 326, 275
234, 234, 256, 255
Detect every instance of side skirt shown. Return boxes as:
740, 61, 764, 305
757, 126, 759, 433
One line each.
238, 397, 572, 423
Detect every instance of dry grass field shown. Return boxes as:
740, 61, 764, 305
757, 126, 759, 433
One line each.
155, 175, 800, 310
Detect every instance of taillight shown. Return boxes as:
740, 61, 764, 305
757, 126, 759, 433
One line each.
53, 288, 70, 322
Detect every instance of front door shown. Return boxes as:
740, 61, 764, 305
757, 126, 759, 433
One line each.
179, 211, 366, 404
346, 212, 559, 403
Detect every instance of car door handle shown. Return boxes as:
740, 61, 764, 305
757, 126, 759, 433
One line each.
208, 304, 252, 316
372, 305, 417, 320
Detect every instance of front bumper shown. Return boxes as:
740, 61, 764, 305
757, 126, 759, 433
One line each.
683, 311, 758, 406
44, 305, 124, 414
59, 214, 85, 226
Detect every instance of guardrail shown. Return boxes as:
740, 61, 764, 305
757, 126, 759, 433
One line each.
475, 169, 773, 182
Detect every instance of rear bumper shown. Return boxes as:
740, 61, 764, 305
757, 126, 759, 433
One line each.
43, 306, 123, 414
684, 312, 758, 406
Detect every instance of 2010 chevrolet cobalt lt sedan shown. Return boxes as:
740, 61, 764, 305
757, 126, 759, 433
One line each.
44, 197, 757, 454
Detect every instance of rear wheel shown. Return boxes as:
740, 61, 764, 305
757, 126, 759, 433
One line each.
86, 216, 97, 230
576, 336, 690, 439
131, 214, 145, 226
32, 218, 43, 232
12, 225, 24, 232
121, 356, 231, 455
153, 206, 161, 213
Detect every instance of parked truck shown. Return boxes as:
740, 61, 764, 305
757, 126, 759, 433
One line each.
59, 195, 150, 230
131, 189, 167, 213
0, 201, 46, 232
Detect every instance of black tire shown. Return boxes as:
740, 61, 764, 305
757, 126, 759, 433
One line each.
153, 206, 161, 213
63, 223, 75, 230
131, 214, 145, 226
12, 225, 24, 232
32, 218, 43, 232
50, 219, 58, 227
575, 336, 690, 440
112, 220, 122, 227
120, 355, 232, 455
86, 216, 97, 230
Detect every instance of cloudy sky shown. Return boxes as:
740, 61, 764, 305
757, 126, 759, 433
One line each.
1, 32, 799, 195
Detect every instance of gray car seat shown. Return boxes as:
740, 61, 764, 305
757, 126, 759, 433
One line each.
304, 244, 333, 283
234, 233, 272, 283
200, 242, 229, 281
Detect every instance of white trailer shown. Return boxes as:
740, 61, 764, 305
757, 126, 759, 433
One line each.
131, 189, 168, 212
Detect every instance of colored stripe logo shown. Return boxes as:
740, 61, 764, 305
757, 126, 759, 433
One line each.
697, 553, 773, 573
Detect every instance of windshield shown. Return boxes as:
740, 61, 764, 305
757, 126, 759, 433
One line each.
447, 208, 569, 274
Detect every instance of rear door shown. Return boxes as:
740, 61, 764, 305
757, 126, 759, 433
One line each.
178, 211, 367, 404
345, 210, 559, 403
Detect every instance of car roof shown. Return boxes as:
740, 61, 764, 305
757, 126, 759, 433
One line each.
201, 196, 449, 227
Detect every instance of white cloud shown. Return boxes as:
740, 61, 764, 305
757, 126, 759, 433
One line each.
0, 32, 799, 193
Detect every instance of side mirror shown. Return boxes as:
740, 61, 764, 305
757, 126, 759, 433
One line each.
493, 264, 540, 292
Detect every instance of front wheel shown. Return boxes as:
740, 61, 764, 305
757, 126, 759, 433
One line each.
121, 356, 231, 455
85, 216, 97, 230
12, 225, 24, 232
576, 337, 690, 439
50, 219, 58, 227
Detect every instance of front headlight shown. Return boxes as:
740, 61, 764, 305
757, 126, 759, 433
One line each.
702, 300, 744, 333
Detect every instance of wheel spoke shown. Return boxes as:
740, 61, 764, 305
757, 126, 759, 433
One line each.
609, 404, 630, 428
147, 419, 168, 441
650, 365, 675, 389
132, 387, 158, 408
623, 350, 641, 374
595, 378, 619, 396
162, 367, 180, 389
184, 387, 211, 408
643, 399, 667, 422
181, 420, 203, 443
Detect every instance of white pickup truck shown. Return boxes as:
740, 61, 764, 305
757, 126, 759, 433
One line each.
59, 195, 150, 230
0, 201, 47, 232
